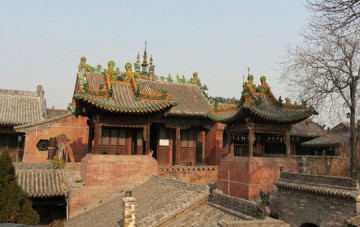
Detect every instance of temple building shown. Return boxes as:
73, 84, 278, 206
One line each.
209, 75, 318, 157
69, 50, 224, 167
207, 75, 330, 200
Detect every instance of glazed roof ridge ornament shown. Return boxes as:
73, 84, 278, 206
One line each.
207, 75, 317, 123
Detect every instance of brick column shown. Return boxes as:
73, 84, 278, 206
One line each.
175, 127, 180, 165
226, 131, 231, 155
93, 122, 100, 154
144, 124, 150, 155
284, 131, 291, 157
200, 131, 205, 164
123, 191, 136, 227
248, 127, 255, 157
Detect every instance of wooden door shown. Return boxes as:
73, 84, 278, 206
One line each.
180, 128, 196, 165
157, 126, 172, 165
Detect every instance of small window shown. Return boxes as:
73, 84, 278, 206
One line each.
36, 139, 49, 151
101, 127, 126, 146
137, 129, 143, 145
159, 126, 169, 146
181, 128, 196, 148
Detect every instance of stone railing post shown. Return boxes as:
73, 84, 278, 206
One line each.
123, 191, 136, 227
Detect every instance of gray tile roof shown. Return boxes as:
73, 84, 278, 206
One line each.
164, 203, 245, 226
0, 88, 45, 126
348, 214, 360, 226
72, 72, 176, 114
65, 176, 209, 227
290, 120, 325, 137
276, 172, 360, 200
137, 79, 213, 117
46, 108, 71, 119
208, 79, 317, 123
14, 113, 74, 131
14, 163, 68, 198
301, 133, 348, 147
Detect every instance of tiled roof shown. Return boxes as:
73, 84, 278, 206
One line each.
137, 79, 212, 117
331, 121, 351, 133
71, 71, 177, 115
65, 175, 209, 227
208, 77, 317, 123
301, 133, 348, 147
14, 113, 74, 131
46, 108, 70, 119
65, 175, 283, 227
0, 88, 45, 126
347, 215, 360, 226
276, 172, 360, 200
290, 120, 325, 137
164, 203, 245, 226
14, 163, 68, 198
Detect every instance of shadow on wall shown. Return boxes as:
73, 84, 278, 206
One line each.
69, 137, 88, 162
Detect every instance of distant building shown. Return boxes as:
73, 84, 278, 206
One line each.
0, 85, 49, 161
0, 85, 88, 163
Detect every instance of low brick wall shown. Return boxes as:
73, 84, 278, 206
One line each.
217, 219, 289, 227
275, 172, 359, 227
81, 154, 158, 187
69, 154, 158, 217
209, 191, 266, 220
218, 156, 298, 200
159, 165, 218, 184
294, 155, 350, 177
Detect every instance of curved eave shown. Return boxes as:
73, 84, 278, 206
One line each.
290, 132, 325, 138
166, 111, 208, 118
0, 122, 25, 127
244, 104, 317, 123
208, 105, 317, 124
73, 93, 177, 114
301, 142, 344, 147
276, 180, 359, 200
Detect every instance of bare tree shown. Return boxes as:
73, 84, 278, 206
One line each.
308, 0, 360, 30
282, 17, 360, 178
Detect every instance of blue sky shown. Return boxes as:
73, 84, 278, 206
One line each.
0, 1, 309, 109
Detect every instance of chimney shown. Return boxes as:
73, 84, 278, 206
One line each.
123, 191, 135, 227
36, 85, 48, 119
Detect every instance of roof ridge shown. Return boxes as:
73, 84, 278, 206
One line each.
150, 175, 209, 192
0, 89, 38, 97
14, 112, 74, 130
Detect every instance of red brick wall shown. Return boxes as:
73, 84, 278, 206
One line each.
69, 154, 158, 217
294, 146, 350, 177
218, 156, 298, 200
158, 166, 218, 184
205, 123, 225, 165
81, 154, 158, 187
21, 115, 88, 163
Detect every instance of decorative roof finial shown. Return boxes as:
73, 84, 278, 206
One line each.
142, 42, 149, 73
136, 52, 140, 64
143, 41, 148, 60
150, 54, 153, 66
247, 67, 250, 77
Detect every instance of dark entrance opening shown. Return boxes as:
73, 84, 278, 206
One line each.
300, 223, 319, 227
150, 124, 158, 160
32, 196, 66, 225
